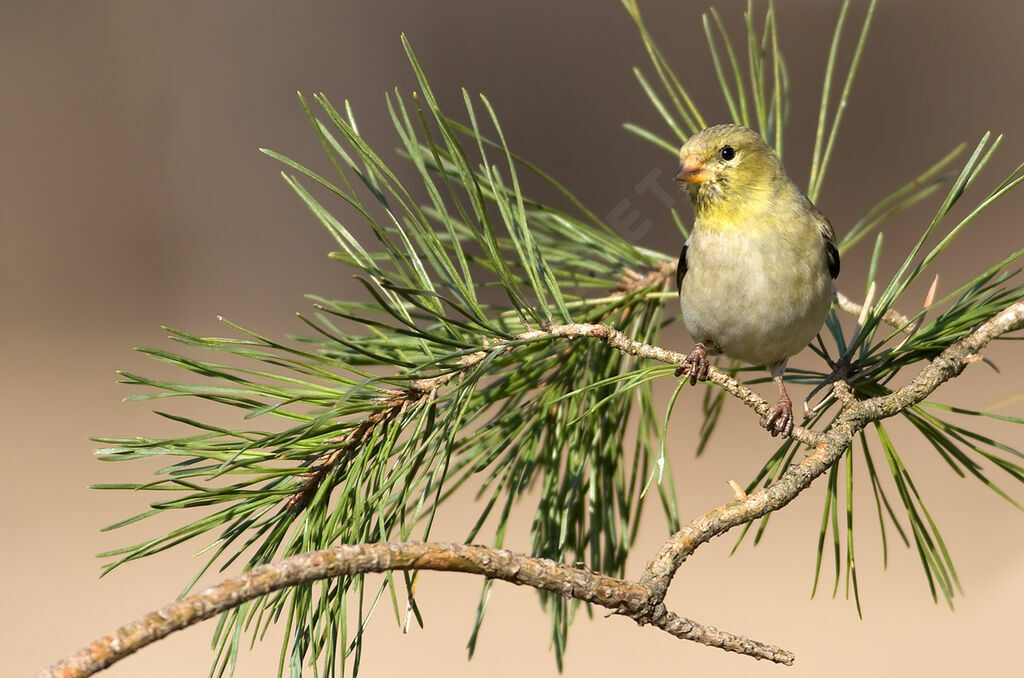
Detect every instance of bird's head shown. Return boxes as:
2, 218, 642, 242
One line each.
675, 124, 783, 217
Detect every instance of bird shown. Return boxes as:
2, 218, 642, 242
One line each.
673, 124, 839, 438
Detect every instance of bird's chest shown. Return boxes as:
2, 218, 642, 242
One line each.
679, 226, 829, 365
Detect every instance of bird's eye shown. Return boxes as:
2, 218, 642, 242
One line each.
720, 145, 736, 161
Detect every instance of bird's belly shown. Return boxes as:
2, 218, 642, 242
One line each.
679, 237, 831, 367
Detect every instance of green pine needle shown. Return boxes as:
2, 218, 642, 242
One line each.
94, 3, 1024, 674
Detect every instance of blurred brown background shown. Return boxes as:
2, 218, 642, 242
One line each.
5, 1, 1024, 676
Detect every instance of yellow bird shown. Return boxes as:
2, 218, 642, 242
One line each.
674, 124, 839, 437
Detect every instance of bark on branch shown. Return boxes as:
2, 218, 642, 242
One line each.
36, 296, 1024, 678
34, 542, 793, 678
637, 299, 1024, 605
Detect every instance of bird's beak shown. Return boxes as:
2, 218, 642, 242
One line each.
674, 155, 712, 183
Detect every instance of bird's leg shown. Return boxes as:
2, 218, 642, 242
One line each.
760, 364, 794, 438
676, 342, 710, 385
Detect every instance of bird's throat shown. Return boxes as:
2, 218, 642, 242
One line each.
691, 179, 774, 228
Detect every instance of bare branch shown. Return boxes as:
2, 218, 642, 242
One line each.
34, 542, 793, 678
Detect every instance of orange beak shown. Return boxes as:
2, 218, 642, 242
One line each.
674, 155, 712, 183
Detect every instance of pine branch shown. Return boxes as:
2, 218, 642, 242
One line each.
286, 350, 485, 511
284, 270, 892, 520
287, 273, 884, 522
282, 275, 898, 525
40, 297, 1024, 677
638, 298, 1024, 604
292, 305, 823, 512
34, 542, 792, 678
83, 5, 1024, 673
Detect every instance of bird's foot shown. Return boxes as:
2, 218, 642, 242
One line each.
760, 395, 794, 438
675, 343, 710, 385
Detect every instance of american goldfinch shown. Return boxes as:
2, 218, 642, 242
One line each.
674, 124, 839, 437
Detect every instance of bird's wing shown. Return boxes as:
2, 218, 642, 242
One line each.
815, 210, 840, 279
675, 239, 690, 291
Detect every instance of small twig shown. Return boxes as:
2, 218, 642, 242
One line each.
616, 260, 676, 295
832, 380, 856, 409
287, 351, 493, 510
286, 393, 420, 510
834, 287, 912, 332
536, 323, 823, 446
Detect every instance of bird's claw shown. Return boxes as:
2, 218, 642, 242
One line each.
675, 343, 710, 385
760, 397, 794, 438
